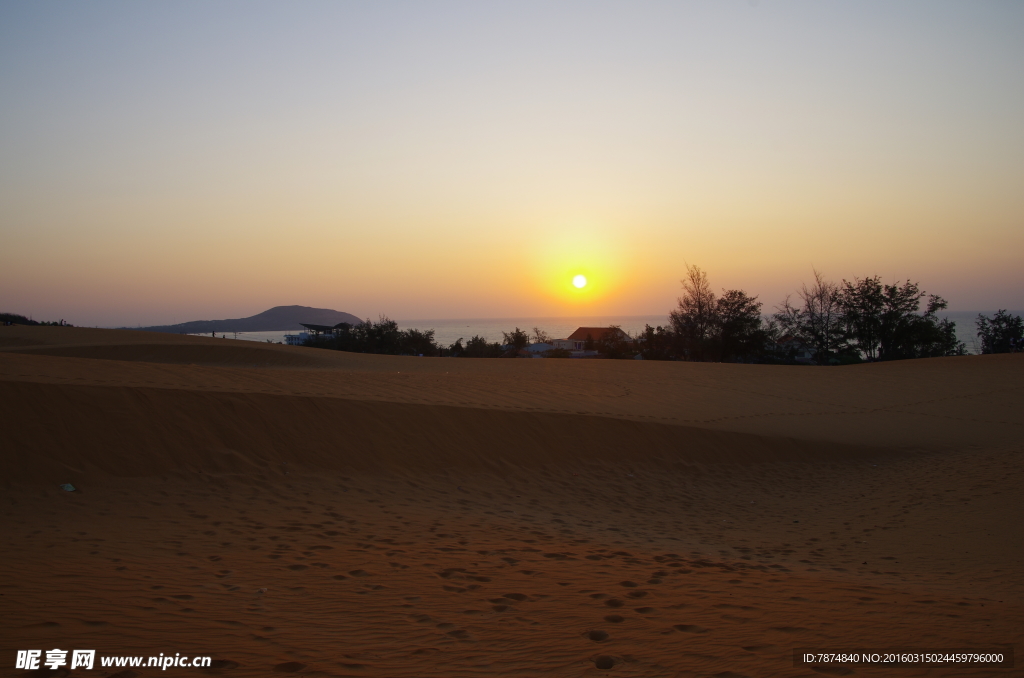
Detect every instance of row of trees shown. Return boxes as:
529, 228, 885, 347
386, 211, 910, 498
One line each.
976, 310, 1024, 354
304, 317, 440, 356
303, 270, 1021, 363
305, 317, 539, 358
775, 270, 964, 362
637, 266, 1018, 364
1, 313, 71, 326
638, 266, 966, 364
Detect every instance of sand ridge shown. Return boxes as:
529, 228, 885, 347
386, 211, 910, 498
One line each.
2, 326, 1021, 451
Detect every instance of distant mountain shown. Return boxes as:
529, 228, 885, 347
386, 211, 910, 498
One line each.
133, 305, 363, 334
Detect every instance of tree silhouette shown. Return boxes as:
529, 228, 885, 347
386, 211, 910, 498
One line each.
976, 310, 1024, 354
670, 264, 717, 361
502, 327, 530, 352
775, 270, 846, 364
716, 289, 765, 362
840, 276, 885, 360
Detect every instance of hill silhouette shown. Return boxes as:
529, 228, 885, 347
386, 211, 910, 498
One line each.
131, 305, 362, 334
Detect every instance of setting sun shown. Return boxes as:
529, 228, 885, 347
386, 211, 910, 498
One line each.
572, 274, 588, 289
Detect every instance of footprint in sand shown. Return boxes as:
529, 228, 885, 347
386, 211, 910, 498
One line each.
411, 648, 439, 655
272, 661, 306, 672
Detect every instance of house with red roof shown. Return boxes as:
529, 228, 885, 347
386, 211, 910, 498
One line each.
552, 326, 629, 354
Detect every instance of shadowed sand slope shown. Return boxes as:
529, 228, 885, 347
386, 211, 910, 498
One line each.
2, 325, 1022, 452
1, 326, 1021, 677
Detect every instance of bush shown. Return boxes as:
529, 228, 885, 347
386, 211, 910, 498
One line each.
462, 335, 505, 358
306, 316, 438, 356
976, 310, 1024, 354
1, 313, 36, 325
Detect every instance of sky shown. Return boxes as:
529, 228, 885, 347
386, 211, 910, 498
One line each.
2, 1, 1022, 327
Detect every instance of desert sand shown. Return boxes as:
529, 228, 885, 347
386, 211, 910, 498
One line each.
1, 326, 1021, 677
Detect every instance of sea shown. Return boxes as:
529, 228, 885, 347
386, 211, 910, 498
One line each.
198, 316, 671, 349
197, 310, 1000, 355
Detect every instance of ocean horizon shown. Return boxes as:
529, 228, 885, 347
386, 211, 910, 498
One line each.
191, 310, 1005, 355
195, 315, 670, 349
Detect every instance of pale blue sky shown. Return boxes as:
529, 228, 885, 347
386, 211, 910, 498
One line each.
2, 2, 1022, 326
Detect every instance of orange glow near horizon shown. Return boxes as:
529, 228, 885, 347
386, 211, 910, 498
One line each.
518, 224, 644, 315
2, 4, 1023, 326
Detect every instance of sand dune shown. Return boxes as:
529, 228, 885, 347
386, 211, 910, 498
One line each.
1, 326, 1021, 676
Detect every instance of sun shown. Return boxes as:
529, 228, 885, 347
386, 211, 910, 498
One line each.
572, 274, 588, 289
